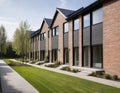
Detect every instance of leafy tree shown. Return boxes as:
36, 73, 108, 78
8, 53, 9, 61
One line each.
13, 21, 31, 62
0, 25, 7, 58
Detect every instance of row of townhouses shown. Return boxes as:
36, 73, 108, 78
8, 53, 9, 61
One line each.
30, 0, 120, 77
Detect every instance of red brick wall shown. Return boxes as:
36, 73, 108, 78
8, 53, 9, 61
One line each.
52, 12, 66, 63
103, 0, 120, 77
68, 20, 73, 66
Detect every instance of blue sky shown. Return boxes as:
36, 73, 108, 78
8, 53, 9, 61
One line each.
0, 0, 96, 41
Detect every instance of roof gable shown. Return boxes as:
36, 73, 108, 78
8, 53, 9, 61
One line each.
40, 18, 52, 33
50, 8, 74, 27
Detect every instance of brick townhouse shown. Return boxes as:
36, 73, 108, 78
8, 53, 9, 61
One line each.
30, 0, 120, 77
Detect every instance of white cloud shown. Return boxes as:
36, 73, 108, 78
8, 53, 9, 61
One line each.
59, 0, 67, 7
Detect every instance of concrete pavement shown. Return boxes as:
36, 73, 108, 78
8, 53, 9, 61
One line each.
0, 60, 39, 93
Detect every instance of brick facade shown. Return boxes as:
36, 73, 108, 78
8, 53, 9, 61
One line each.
30, 0, 120, 77
103, 0, 120, 77
51, 12, 66, 64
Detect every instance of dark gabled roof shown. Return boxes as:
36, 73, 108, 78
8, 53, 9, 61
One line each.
57, 8, 75, 18
50, 8, 75, 27
44, 18, 52, 27
31, 29, 40, 38
67, 7, 84, 20
67, 0, 105, 20
39, 18, 52, 33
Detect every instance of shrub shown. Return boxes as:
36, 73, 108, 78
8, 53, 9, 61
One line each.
89, 71, 105, 78
112, 75, 118, 80
36, 62, 44, 65
30, 61, 37, 64
90, 72, 97, 77
61, 66, 71, 71
8, 60, 27, 66
104, 74, 111, 79
72, 69, 79, 73
54, 60, 60, 66
45, 63, 59, 68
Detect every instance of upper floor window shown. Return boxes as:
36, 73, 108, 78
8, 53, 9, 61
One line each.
74, 19, 79, 31
44, 33, 46, 39
52, 26, 59, 36
83, 13, 90, 27
93, 8, 103, 25
48, 30, 50, 38
40, 32, 46, 40
64, 22, 68, 33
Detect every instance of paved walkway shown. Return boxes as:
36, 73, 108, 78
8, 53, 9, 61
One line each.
0, 60, 39, 93
26, 62, 120, 88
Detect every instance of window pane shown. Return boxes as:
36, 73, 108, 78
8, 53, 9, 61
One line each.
44, 33, 46, 39
83, 14, 90, 27
92, 46, 102, 68
64, 22, 68, 33
56, 27, 59, 35
93, 8, 103, 24
40, 34, 42, 40
74, 19, 79, 30
52, 29, 55, 36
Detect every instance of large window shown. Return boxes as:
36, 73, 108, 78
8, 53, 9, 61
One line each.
92, 45, 102, 68
93, 8, 103, 25
52, 49, 58, 62
83, 13, 90, 27
64, 22, 68, 33
40, 50, 45, 61
74, 47, 79, 66
64, 48, 69, 64
52, 26, 59, 36
44, 33, 46, 39
40, 32, 46, 40
74, 19, 79, 31
83, 47, 89, 67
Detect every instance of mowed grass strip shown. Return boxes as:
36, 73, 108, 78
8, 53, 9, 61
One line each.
4, 59, 120, 93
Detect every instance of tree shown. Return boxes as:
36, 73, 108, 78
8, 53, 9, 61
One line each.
0, 25, 7, 58
4, 41, 19, 58
13, 21, 31, 62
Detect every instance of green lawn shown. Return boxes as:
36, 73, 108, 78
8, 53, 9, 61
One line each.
4, 59, 120, 93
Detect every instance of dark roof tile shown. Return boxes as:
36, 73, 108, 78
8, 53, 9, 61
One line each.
57, 8, 75, 17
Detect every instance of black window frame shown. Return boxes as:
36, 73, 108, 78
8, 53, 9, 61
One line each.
52, 26, 59, 37
73, 18, 79, 31
92, 7, 103, 25
40, 32, 46, 41
63, 22, 68, 33
83, 13, 90, 28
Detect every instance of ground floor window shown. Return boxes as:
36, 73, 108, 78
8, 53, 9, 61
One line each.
64, 48, 69, 64
92, 45, 102, 68
82, 45, 103, 68
73, 47, 79, 66
52, 49, 58, 62
40, 50, 45, 61
83, 47, 89, 67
